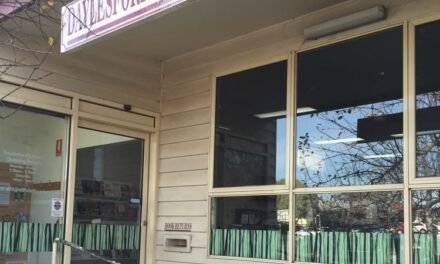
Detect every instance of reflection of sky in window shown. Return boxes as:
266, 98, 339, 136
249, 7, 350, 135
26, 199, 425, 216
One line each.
416, 92, 440, 108
296, 100, 404, 187
276, 118, 286, 181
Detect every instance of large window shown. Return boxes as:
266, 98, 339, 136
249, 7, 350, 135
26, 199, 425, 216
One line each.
210, 61, 289, 260
410, 18, 440, 264
0, 103, 69, 263
294, 27, 404, 264
211, 26, 406, 262
210, 18, 440, 264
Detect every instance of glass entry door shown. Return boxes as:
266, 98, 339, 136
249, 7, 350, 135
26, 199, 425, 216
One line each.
0, 103, 69, 264
71, 127, 148, 264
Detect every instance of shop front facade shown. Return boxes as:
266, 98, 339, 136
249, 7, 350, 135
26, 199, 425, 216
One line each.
1, 0, 440, 263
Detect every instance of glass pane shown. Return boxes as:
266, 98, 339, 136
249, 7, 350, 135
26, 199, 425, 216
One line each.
296, 27, 403, 187
72, 128, 143, 264
295, 192, 404, 263
210, 195, 289, 260
0, 103, 68, 263
214, 61, 287, 187
412, 190, 440, 263
415, 20, 440, 178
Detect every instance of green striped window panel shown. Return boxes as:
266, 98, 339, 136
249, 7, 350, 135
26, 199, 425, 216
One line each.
211, 229, 440, 263
210, 228, 288, 260
0, 222, 139, 253
295, 231, 404, 264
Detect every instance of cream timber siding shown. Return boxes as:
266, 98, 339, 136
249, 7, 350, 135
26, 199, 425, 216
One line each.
0, 82, 72, 113
156, 77, 211, 264
0, 47, 162, 113
162, 0, 439, 84
156, 0, 440, 264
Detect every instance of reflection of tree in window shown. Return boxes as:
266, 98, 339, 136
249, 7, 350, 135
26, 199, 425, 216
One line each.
415, 93, 440, 177
415, 20, 440, 178
297, 102, 404, 187
296, 26, 404, 187
296, 192, 403, 231
223, 147, 266, 185
412, 190, 440, 226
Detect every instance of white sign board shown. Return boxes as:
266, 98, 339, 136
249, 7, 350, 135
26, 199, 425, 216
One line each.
165, 223, 192, 232
51, 198, 64, 217
61, 0, 188, 53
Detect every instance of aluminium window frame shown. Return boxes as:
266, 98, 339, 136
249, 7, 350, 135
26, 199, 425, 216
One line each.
408, 14, 440, 186
208, 54, 292, 195
208, 54, 293, 263
293, 21, 409, 263
208, 20, 417, 264
405, 15, 440, 264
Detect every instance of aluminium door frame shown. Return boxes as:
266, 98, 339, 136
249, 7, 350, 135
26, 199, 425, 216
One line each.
63, 97, 157, 264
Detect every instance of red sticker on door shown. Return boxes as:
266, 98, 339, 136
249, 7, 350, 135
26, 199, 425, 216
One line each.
56, 139, 63, 157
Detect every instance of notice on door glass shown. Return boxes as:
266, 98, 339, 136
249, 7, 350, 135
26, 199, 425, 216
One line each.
51, 197, 64, 217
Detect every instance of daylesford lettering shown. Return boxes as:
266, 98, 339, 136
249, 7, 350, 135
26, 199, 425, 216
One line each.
61, 0, 187, 52
66, 0, 153, 34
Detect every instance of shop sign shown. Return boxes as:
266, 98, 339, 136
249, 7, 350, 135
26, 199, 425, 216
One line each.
61, 0, 188, 53
165, 223, 192, 232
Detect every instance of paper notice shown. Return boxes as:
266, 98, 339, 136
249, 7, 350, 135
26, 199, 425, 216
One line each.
51, 197, 64, 217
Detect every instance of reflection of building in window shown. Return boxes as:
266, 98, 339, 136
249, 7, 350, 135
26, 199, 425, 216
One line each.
214, 196, 282, 228
214, 61, 287, 188
216, 128, 275, 187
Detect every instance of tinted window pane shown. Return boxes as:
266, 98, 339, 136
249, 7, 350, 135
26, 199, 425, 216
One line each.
415, 20, 440, 177
210, 196, 288, 260
412, 190, 440, 262
296, 27, 403, 187
295, 192, 404, 263
214, 61, 287, 187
